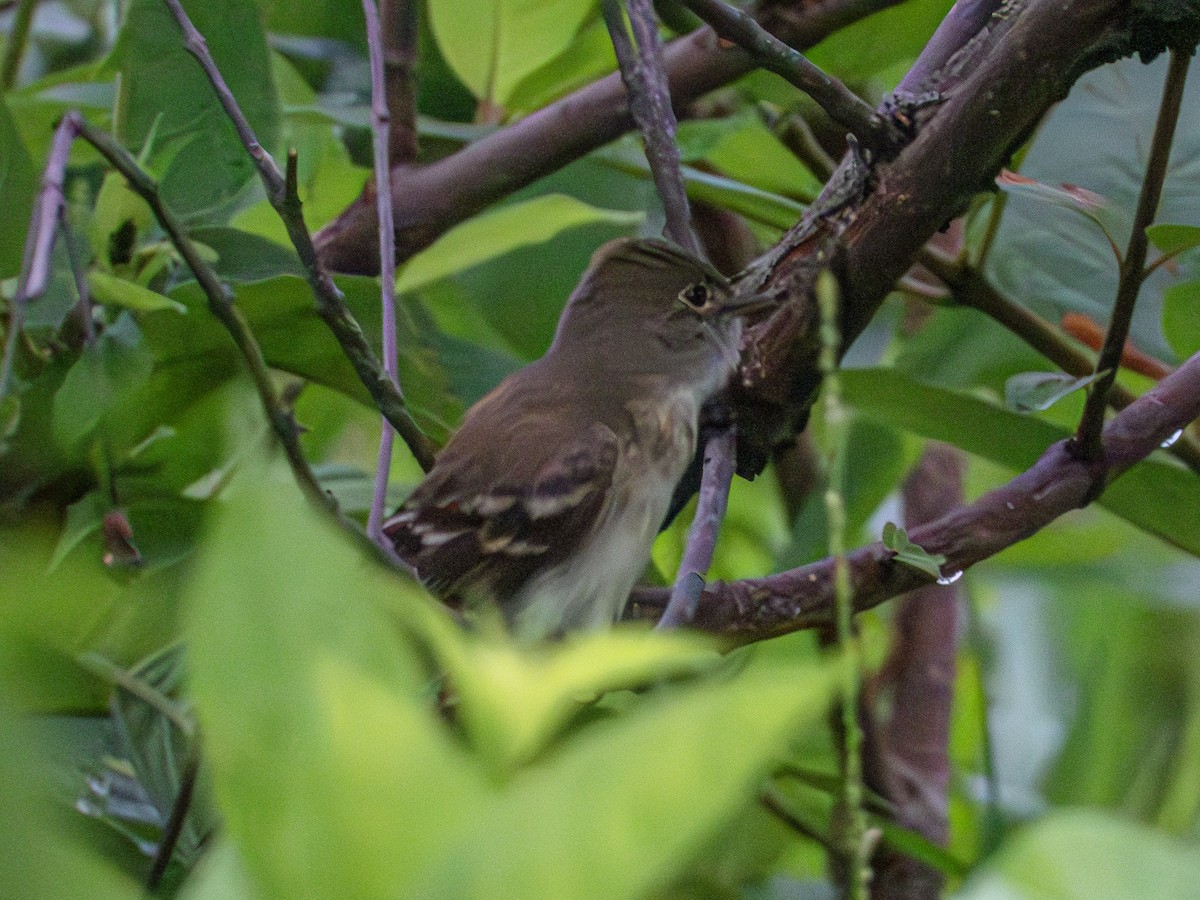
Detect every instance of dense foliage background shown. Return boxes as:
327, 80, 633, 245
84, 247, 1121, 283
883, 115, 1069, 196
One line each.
2, 0, 1199, 897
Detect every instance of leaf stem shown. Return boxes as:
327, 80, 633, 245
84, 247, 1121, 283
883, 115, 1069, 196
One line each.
0, 0, 37, 90
817, 271, 870, 899
918, 246, 1200, 475
1072, 49, 1189, 462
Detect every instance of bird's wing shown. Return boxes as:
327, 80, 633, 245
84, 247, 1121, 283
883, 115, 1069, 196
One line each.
384, 392, 620, 604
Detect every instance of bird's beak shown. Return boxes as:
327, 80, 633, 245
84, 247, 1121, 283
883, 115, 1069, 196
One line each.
717, 291, 777, 318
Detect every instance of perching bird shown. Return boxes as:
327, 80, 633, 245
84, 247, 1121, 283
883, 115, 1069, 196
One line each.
384, 238, 767, 640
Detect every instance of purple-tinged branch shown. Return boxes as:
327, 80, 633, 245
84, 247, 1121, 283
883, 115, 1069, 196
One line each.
658, 425, 737, 628
362, 0, 405, 545
631, 345, 1200, 643
603, 0, 701, 255
1, 115, 77, 397
160, 0, 437, 472
1072, 48, 1189, 462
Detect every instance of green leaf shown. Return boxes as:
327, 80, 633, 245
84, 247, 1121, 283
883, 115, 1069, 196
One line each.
0, 688, 140, 899
506, 13, 615, 114
881, 521, 947, 579
396, 194, 643, 294
986, 54, 1200, 362
414, 656, 842, 898
427, 0, 598, 108
52, 314, 155, 448
841, 368, 1200, 557
776, 417, 917, 568
995, 170, 1128, 251
87, 271, 187, 314
1003, 370, 1105, 413
0, 99, 37, 279
957, 810, 1200, 899
435, 628, 723, 772
807, 0, 953, 85
703, 118, 822, 202
1147, 223, 1200, 257
142, 274, 462, 441
1162, 279, 1200, 361
596, 142, 805, 230
112, 0, 279, 218
185, 473, 487, 900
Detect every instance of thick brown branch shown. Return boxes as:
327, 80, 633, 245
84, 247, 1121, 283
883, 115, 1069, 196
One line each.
732, 0, 1183, 476
629, 345, 1200, 643
314, 0, 905, 273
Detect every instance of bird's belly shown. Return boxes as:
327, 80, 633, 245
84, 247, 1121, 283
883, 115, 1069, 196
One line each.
509, 391, 698, 639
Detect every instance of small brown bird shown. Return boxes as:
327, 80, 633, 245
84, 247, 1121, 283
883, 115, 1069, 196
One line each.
385, 238, 766, 640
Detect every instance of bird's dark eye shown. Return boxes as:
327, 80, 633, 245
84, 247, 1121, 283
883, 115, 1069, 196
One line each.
679, 282, 712, 310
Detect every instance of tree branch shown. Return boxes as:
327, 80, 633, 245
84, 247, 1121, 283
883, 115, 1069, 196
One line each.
314, 0, 907, 272
603, 0, 700, 254
161, 0, 437, 472
362, 0, 406, 545
658, 425, 736, 628
1071, 47, 1189, 461
78, 119, 336, 510
380, 0, 420, 165
918, 246, 1200, 475
732, 0, 1186, 479
630, 343, 1200, 643
680, 0, 896, 153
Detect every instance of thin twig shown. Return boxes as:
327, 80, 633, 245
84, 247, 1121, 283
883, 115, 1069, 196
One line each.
0, 0, 36, 90
381, 0, 420, 165
816, 271, 869, 899
681, 0, 893, 152
0, 114, 75, 398
59, 206, 95, 347
602, 0, 701, 255
146, 746, 199, 891
1072, 49, 1189, 461
362, 0, 404, 545
160, 0, 437, 472
918, 246, 1200, 475
762, 788, 839, 855
64, 114, 337, 514
774, 113, 836, 182
658, 425, 736, 628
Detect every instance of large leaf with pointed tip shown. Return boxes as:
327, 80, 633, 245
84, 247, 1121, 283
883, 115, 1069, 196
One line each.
841, 368, 1200, 557
111, 0, 279, 218
185, 475, 486, 899
986, 54, 1200, 362
413, 655, 841, 899
427, 0, 598, 108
